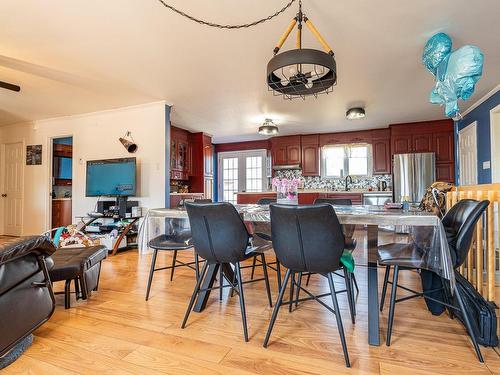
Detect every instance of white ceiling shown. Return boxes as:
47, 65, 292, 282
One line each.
0, 0, 499, 143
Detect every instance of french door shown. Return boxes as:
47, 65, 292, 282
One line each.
217, 150, 268, 203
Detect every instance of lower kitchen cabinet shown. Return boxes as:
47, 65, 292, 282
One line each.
52, 199, 72, 228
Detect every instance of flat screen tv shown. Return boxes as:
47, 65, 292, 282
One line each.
86, 157, 136, 197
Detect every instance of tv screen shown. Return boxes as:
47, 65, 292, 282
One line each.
86, 157, 136, 197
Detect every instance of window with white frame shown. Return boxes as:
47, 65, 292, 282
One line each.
321, 144, 372, 178
218, 150, 268, 203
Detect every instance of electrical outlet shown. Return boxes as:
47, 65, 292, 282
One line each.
483, 161, 490, 169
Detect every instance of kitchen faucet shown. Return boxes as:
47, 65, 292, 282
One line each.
345, 175, 353, 191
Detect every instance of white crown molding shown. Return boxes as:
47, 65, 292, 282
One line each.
461, 84, 500, 117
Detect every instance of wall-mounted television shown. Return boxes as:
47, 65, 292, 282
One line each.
86, 157, 136, 197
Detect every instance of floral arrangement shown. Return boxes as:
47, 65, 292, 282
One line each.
272, 177, 300, 203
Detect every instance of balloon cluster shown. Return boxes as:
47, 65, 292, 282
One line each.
422, 33, 484, 118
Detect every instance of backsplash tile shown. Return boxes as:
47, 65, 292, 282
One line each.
274, 170, 392, 191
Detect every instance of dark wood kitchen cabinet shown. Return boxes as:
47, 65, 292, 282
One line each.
52, 199, 72, 228
390, 119, 454, 182
270, 135, 301, 166
188, 132, 214, 199
371, 129, 391, 175
170, 126, 190, 180
301, 135, 320, 176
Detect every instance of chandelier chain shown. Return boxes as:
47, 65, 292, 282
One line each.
155, 0, 296, 29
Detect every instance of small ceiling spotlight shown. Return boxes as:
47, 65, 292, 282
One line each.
258, 118, 279, 136
346, 107, 366, 120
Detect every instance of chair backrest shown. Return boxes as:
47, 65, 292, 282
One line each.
194, 199, 212, 203
185, 202, 249, 263
314, 198, 352, 206
257, 197, 277, 205
442, 199, 489, 268
270, 204, 345, 273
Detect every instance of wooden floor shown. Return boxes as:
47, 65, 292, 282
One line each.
3, 230, 500, 374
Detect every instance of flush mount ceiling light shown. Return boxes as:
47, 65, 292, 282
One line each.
258, 119, 279, 136
267, 0, 337, 100
346, 107, 366, 120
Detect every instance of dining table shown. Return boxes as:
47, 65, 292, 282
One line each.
139, 204, 454, 346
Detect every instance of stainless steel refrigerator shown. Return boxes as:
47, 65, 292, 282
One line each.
393, 152, 436, 204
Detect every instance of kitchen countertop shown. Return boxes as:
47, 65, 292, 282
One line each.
52, 198, 72, 201
236, 190, 392, 195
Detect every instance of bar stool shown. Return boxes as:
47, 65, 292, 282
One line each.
145, 230, 200, 301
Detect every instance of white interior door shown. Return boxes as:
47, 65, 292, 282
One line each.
2, 142, 24, 235
458, 122, 478, 186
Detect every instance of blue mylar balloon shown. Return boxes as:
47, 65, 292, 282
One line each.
422, 33, 484, 118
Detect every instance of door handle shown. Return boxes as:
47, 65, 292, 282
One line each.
1, 194, 6, 197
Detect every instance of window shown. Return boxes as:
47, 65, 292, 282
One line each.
321, 144, 372, 178
218, 150, 268, 203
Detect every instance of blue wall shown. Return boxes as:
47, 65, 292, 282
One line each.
455, 89, 500, 184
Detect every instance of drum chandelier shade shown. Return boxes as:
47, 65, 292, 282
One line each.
267, 0, 337, 100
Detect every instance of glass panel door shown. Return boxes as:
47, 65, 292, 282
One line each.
218, 150, 268, 203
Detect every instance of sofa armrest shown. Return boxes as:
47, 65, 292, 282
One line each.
0, 236, 56, 265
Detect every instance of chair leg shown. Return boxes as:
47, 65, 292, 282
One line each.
380, 265, 391, 312
64, 279, 71, 309
94, 263, 102, 291
305, 273, 312, 286
276, 260, 282, 290
295, 272, 302, 308
454, 283, 484, 363
250, 257, 257, 280
386, 265, 399, 346
263, 269, 291, 348
261, 254, 273, 307
145, 249, 158, 301
235, 262, 249, 342
219, 263, 224, 301
182, 261, 209, 329
343, 268, 355, 324
289, 272, 295, 313
170, 250, 178, 281
327, 273, 350, 368
352, 273, 359, 295
194, 252, 200, 280
74, 277, 80, 300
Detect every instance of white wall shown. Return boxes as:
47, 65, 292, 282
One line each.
0, 101, 167, 235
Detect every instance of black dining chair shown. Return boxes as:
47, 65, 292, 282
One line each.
299, 198, 358, 292
249, 197, 282, 288
378, 199, 489, 362
264, 204, 354, 368
182, 202, 273, 342
145, 218, 200, 301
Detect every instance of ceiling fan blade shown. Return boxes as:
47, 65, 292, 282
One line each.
0, 81, 20, 92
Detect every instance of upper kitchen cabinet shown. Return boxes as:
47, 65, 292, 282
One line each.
390, 119, 454, 182
371, 129, 391, 175
433, 131, 454, 163
301, 134, 320, 176
270, 135, 301, 166
188, 132, 214, 198
319, 130, 371, 146
203, 134, 213, 177
170, 125, 190, 180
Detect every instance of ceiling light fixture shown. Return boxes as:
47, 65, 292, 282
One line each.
267, 0, 336, 100
258, 119, 279, 136
346, 107, 366, 120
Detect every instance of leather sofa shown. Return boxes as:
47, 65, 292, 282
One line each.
0, 236, 56, 360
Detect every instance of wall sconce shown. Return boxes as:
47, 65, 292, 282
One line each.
119, 131, 138, 153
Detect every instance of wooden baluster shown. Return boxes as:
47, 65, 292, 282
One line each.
476, 191, 484, 296
487, 191, 495, 301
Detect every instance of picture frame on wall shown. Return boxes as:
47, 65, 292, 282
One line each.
26, 144, 42, 165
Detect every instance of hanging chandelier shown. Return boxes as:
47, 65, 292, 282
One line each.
267, 0, 337, 100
